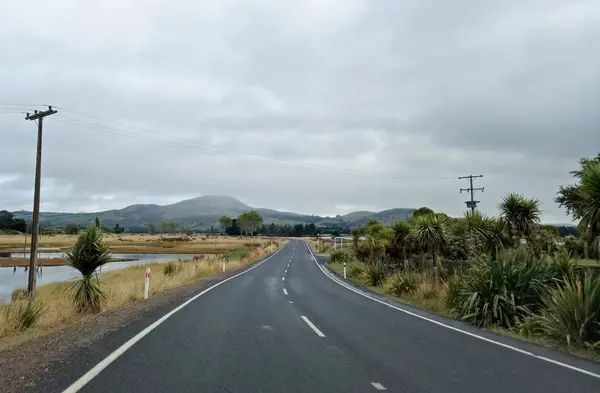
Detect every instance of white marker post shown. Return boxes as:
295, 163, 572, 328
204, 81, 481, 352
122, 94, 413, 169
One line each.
222, 261, 226, 272
343, 262, 347, 279
144, 268, 151, 299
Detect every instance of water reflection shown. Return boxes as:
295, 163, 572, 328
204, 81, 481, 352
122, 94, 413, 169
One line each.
0, 253, 196, 301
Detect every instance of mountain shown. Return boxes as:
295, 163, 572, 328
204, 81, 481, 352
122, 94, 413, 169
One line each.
12, 195, 415, 231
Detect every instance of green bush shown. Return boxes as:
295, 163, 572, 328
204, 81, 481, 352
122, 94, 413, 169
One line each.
386, 273, 419, 296
66, 223, 111, 314
11, 288, 28, 302
163, 261, 177, 276
5, 300, 44, 331
329, 248, 354, 264
347, 263, 365, 278
449, 249, 560, 328
364, 263, 389, 286
444, 278, 461, 310
535, 270, 600, 346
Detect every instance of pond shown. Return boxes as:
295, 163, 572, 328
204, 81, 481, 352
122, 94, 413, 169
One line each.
0, 253, 197, 302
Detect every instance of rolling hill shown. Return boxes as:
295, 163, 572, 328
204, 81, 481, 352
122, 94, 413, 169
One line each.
12, 195, 415, 231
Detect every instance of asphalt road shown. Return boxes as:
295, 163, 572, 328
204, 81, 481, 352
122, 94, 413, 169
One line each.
56, 239, 599, 392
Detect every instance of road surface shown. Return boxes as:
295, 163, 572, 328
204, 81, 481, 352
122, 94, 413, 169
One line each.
52, 240, 599, 392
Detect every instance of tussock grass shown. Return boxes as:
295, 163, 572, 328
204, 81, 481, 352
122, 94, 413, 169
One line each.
0, 241, 285, 350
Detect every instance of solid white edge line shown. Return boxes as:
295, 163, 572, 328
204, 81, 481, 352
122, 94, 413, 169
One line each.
301, 315, 326, 337
62, 243, 290, 393
304, 241, 600, 380
283, 288, 288, 295
371, 382, 386, 390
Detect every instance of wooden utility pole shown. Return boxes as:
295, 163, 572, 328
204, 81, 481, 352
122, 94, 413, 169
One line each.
25, 106, 57, 298
459, 174, 484, 213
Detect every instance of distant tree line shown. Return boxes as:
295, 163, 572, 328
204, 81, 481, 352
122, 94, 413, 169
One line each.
0, 210, 26, 232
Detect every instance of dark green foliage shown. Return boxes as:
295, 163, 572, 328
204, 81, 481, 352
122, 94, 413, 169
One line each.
444, 278, 461, 310
226, 219, 241, 236
64, 223, 79, 235
412, 207, 434, 218
0, 210, 26, 232
328, 248, 354, 263
563, 235, 585, 258
364, 262, 388, 286
499, 193, 541, 242
449, 249, 562, 328
65, 223, 111, 313
536, 270, 600, 346
71, 276, 105, 313
347, 262, 364, 278
7, 300, 44, 331
386, 273, 418, 296
163, 261, 178, 276
555, 153, 600, 219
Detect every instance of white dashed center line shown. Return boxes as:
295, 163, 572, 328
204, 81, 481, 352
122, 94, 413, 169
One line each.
283, 288, 288, 295
371, 382, 386, 390
301, 316, 326, 337
282, 277, 285, 281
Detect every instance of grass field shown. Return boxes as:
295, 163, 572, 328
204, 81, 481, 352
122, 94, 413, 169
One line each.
0, 239, 286, 350
0, 233, 276, 258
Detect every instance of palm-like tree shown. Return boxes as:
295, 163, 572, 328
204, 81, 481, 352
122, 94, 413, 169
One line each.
499, 193, 541, 243
485, 218, 511, 259
572, 161, 600, 258
351, 228, 361, 249
409, 213, 449, 278
65, 223, 112, 313
392, 220, 411, 268
457, 211, 491, 256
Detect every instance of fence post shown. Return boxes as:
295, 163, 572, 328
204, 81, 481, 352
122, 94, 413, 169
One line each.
144, 268, 151, 299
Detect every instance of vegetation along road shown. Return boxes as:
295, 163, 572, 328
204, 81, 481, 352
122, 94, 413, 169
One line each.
27, 239, 599, 392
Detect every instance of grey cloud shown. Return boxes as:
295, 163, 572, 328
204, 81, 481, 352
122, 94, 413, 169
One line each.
1, 0, 599, 223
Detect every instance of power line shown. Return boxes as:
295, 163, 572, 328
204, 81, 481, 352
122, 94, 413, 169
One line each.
55, 107, 445, 179
52, 113, 459, 180
459, 174, 484, 213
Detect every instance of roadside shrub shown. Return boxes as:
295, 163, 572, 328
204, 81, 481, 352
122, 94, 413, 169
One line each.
449, 249, 559, 328
535, 270, 600, 346
444, 277, 461, 310
163, 261, 177, 276
415, 279, 441, 300
385, 273, 419, 297
364, 263, 388, 286
548, 248, 579, 279
11, 288, 28, 302
5, 300, 44, 331
66, 223, 111, 314
347, 263, 365, 278
329, 248, 354, 264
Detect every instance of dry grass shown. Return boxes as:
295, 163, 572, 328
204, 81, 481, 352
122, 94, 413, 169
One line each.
0, 234, 273, 252
0, 240, 285, 350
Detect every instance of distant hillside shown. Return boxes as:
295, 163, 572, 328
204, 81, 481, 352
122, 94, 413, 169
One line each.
339, 211, 376, 221
12, 195, 415, 231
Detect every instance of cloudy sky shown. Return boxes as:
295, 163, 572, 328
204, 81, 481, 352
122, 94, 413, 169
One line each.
1, 0, 599, 223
